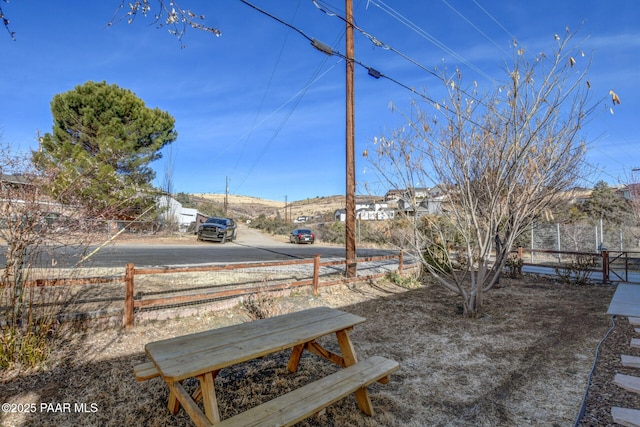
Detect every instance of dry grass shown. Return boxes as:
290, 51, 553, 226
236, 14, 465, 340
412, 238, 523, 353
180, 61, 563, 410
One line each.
0, 275, 616, 426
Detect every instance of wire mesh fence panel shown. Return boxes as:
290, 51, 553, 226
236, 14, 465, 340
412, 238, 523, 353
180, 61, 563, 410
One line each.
527, 222, 640, 255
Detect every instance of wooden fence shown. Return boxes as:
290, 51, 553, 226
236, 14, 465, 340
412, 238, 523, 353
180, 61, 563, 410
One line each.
14, 253, 407, 327
22, 247, 635, 328
122, 252, 406, 328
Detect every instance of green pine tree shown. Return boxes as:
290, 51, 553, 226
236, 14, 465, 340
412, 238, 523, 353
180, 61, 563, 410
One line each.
33, 81, 177, 219
581, 181, 633, 225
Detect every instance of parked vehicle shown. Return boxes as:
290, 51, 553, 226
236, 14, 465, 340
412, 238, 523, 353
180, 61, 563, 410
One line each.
289, 228, 315, 244
197, 217, 237, 243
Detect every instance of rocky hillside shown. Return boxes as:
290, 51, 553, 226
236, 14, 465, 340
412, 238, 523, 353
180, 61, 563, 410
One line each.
191, 194, 385, 221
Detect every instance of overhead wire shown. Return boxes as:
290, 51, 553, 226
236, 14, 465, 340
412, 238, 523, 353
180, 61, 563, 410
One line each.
239, 0, 444, 110
471, 0, 518, 43
239, 0, 313, 44
439, 0, 510, 57
240, 0, 607, 183
233, 0, 346, 193
312, 0, 501, 132
365, 0, 496, 82
232, 60, 342, 193
231, 2, 301, 174
312, 0, 513, 124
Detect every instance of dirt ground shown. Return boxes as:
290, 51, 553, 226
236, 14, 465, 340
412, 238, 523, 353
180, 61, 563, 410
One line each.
0, 269, 626, 427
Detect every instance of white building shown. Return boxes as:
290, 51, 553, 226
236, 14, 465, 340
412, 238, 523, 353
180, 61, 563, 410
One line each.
157, 195, 204, 232
334, 202, 395, 221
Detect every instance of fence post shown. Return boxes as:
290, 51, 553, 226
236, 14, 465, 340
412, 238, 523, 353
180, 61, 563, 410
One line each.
517, 247, 523, 261
602, 250, 608, 285
313, 254, 320, 295
124, 263, 135, 328
398, 251, 404, 275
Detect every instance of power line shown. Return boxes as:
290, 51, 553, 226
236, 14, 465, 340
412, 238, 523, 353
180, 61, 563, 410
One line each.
231, 3, 301, 174
239, 0, 313, 43
240, 0, 498, 135
365, 0, 496, 82
312, 0, 505, 128
471, 0, 518, 43
230, 60, 342, 193
232, 1, 348, 194
439, 0, 510, 57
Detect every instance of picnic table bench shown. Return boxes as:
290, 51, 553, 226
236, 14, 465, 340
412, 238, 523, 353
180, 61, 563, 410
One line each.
134, 306, 398, 426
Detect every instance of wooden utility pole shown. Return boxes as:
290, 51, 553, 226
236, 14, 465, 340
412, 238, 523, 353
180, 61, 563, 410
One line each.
224, 176, 229, 216
285, 195, 288, 223
345, 0, 357, 277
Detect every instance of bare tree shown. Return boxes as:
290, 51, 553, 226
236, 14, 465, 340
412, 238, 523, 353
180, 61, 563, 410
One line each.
0, 138, 157, 368
159, 146, 179, 232
0, 144, 73, 367
2, 1, 221, 44
108, 1, 221, 46
371, 29, 607, 316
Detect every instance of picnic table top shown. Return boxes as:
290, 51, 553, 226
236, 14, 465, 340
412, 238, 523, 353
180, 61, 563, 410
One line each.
145, 306, 366, 382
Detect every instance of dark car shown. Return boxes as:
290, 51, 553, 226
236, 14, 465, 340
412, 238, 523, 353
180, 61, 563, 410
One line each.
197, 217, 237, 243
290, 228, 315, 244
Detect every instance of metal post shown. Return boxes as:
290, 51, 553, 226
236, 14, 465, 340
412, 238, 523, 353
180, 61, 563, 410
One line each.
530, 223, 534, 263
600, 217, 604, 248
620, 229, 623, 251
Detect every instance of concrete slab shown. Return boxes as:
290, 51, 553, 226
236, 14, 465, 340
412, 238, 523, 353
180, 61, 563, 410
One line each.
622, 355, 640, 369
612, 407, 640, 427
614, 373, 640, 394
608, 285, 640, 317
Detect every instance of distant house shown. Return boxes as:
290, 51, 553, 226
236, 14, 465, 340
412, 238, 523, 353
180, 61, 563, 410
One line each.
397, 186, 445, 217
157, 195, 205, 232
618, 183, 640, 201
334, 202, 394, 221
0, 173, 33, 189
384, 189, 404, 202
293, 216, 309, 223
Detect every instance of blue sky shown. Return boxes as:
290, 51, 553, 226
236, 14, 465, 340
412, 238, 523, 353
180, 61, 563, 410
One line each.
0, 1, 638, 201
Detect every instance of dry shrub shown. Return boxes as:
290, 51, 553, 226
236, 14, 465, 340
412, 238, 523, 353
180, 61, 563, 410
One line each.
554, 254, 597, 285
505, 254, 523, 278
241, 291, 283, 320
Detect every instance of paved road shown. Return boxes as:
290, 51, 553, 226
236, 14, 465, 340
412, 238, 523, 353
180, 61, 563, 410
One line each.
12, 225, 395, 269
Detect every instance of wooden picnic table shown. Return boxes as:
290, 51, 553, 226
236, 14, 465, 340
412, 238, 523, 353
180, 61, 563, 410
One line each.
136, 306, 398, 427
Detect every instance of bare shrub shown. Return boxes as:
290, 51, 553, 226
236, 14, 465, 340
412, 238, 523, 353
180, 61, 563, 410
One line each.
0, 146, 68, 368
0, 141, 152, 369
505, 254, 523, 279
385, 270, 421, 289
554, 254, 597, 285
